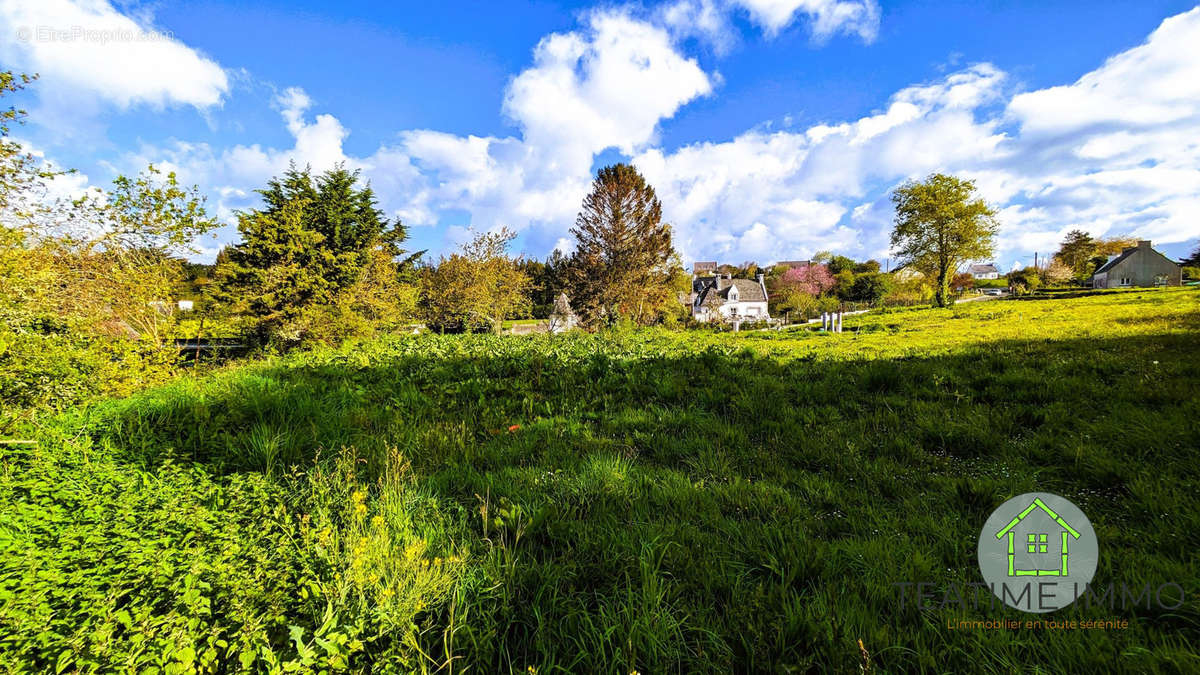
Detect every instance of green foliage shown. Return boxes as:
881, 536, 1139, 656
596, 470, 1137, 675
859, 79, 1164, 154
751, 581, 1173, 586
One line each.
420, 228, 531, 334
0, 329, 176, 431
1055, 229, 1097, 279
4, 289, 1198, 672
219, 165, 415, 347
1007, 266, 1043, 295
847, 272, 893, 305
890, 174, 999, 307
0, 439, 461, 673
516, 249, 568, 319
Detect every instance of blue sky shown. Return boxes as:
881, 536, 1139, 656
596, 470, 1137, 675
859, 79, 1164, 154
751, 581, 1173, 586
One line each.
3, 0, 1198, 269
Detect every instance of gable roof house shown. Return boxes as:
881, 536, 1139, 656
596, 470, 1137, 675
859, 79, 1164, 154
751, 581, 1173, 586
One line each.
1092, 240, 1181, 289
968, 263, 1000, 279
692, 273, 770, 323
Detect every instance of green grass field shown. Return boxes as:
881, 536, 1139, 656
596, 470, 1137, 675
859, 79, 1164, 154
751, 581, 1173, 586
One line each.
2, 289, 1198, 673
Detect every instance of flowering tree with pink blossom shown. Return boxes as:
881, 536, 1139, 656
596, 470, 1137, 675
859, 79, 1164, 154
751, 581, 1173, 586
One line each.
778, 264, 835, 296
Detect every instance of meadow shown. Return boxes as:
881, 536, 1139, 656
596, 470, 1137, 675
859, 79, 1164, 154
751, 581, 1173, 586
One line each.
1, 288, 1198, 673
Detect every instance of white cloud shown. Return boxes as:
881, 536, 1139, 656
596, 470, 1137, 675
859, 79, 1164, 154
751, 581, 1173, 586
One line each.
119, 9, 713, 257
632, 9, 1200, 265
0, 0, 229, 109
659, 0, 881, 48
732, 0, 880, 41
108, 3, 1200, 267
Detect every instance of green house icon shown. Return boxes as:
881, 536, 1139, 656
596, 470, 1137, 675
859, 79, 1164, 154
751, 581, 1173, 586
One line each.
994, 497, 1082, 576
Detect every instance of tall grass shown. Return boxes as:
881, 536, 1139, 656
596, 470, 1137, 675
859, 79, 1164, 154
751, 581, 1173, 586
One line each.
2, 288, 1198, 672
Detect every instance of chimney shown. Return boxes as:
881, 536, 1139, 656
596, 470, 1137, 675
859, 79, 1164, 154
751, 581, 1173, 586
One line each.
1138, 240, 1151, 250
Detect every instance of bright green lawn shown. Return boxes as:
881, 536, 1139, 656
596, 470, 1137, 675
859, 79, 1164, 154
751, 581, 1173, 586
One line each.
2, 288, 1198, 673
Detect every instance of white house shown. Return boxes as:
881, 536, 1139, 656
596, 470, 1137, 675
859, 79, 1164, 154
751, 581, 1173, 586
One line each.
968, 263, 1000, 280
691, 273, 770, 322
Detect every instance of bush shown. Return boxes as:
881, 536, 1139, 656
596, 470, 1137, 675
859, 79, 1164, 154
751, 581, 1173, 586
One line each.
0, 328, 176, 430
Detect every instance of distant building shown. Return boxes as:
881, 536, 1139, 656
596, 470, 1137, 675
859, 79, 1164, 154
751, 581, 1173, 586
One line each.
692, 261, 718, 275
1091, 240, 1181, 289
692, 273, 770, 323
968, 263, 1000, 280
549, 292, 579, 333
891, 265, 925, 282
177, 300, 195, 312
777, 260, 813, 269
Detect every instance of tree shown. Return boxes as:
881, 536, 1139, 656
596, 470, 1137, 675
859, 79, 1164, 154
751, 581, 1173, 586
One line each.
1007, 266, 1042, 296
778, 263, 834, 296
1183, 244, 1200, 267
771, 264, 833, 319
517, 249, 569, 319
1041, 259, 1073, 286
1094, 235, 1137, 258
1054, 230, 1097, 279
218, 164, 414, 345
855, 259, 882, 274
565, 163, 676, 328
951, 272, 975, 292
420, 228, 530, 333
827, 255, 856, 275
848, 273, 893, 305
890, 174, 999, 307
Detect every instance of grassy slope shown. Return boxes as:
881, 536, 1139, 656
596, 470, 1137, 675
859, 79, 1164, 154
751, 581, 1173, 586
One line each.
2, 289, 1198, 673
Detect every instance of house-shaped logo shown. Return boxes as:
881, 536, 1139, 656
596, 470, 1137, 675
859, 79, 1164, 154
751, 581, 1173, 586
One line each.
977, 492, 1098, 612
993, 497, 1081, 577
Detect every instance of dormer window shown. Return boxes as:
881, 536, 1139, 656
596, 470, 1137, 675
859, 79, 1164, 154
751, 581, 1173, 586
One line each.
728, 287, 739, 301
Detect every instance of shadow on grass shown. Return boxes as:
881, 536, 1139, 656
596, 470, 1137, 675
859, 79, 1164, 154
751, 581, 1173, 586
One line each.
78, 332, 1200, 672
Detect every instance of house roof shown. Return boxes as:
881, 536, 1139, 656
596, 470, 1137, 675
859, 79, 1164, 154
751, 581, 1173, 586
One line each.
696, 278, 766, 306
551, 292, 576, 317
1094, 242, 1179, 276
969, 263, 999, 274
692, 261, 718, 273
1093, 249, 1138, 275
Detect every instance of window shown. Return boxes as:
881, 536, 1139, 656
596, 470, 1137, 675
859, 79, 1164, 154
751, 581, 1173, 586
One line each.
1027, 533, 1048, 554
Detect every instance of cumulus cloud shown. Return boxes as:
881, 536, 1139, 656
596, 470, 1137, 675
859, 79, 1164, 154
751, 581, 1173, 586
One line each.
107, 3, 1200, 266
125, 9, 714, 257
0, 0, 229, 109
636, 8, 1200, 264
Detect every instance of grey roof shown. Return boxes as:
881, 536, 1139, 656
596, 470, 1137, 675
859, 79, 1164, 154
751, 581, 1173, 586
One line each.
551, 292, 576, 317
696, 278, 767, 307
1093, 249, 1137, 275
969, 263, 999, 274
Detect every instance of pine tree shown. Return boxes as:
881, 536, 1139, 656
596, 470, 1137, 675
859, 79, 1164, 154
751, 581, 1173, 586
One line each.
566, 163, 676, 328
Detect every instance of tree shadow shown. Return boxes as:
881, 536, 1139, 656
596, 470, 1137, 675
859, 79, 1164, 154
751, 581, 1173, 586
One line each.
74, 330, 1200, 671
